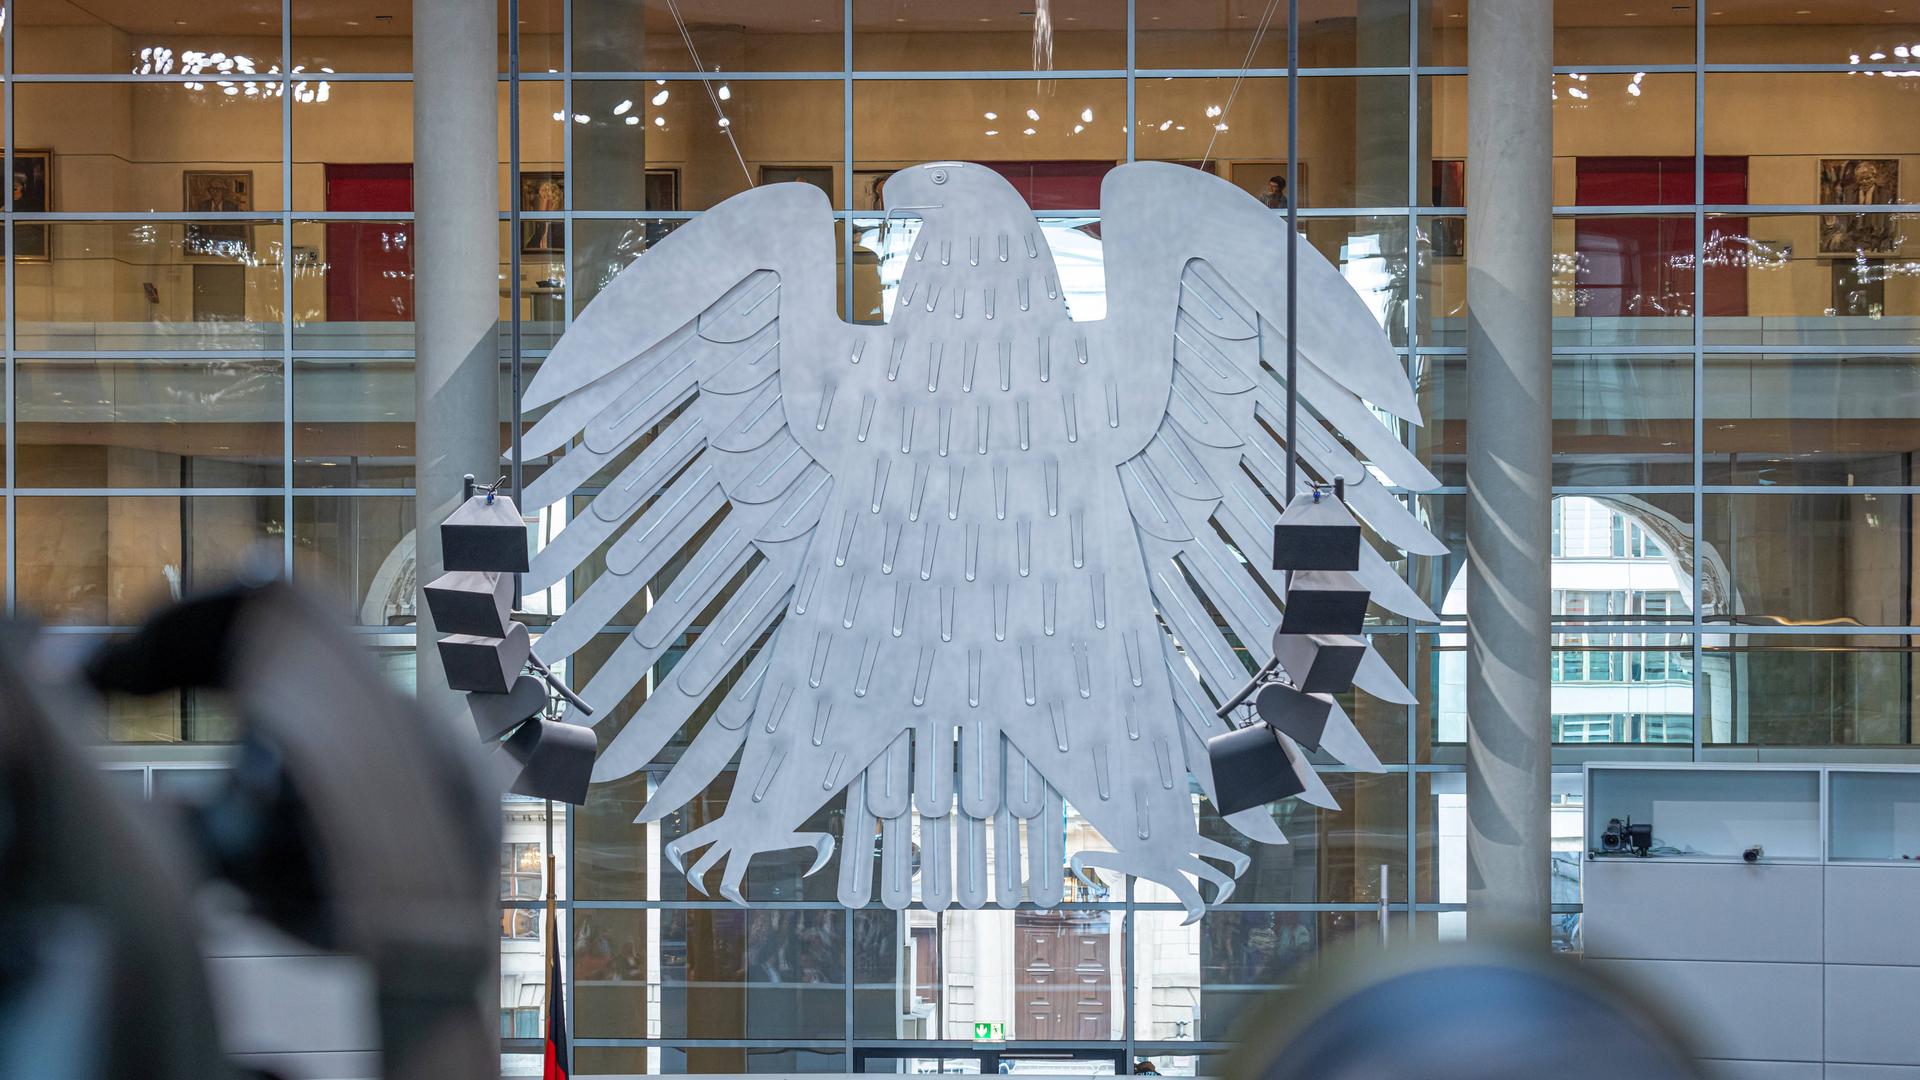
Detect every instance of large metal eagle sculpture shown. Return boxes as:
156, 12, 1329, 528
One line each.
519, 161, 1441, 921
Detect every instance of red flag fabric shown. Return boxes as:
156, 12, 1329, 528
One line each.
543, 910, 569, 1080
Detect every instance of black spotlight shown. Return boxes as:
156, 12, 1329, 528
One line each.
1271, 489, 1362, 572
440, 491, 530, 574
496, 717, 598, 806
1279, 570, 1369, 636
1253, 680, 1332, 751
424, 570, 514, 638
438, 624, 531, 694
430, 476, 597, 805
469, 674, 550, 742
1270, 631, 1366, 695
1207, 724, 1309, 817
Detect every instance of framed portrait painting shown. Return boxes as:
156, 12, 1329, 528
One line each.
1819, 158, 1899, 255
519, 170, 566, 254
13, 149, 51, 261
183, 170, 254, 256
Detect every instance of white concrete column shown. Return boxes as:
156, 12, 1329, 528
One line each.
408, 1, 500, 1070
414, 0, 502, 718
1464, 0, 1553, 941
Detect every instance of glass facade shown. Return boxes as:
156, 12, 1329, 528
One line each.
43, 0, 1920, 1075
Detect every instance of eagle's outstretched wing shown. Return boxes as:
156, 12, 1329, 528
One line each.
519, 183, 865, 787
1095, 162, 1442, 814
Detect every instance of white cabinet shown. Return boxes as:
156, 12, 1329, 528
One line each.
1583, 764, 1920, 1076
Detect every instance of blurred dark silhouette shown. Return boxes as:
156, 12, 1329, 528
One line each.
1224, 942, 1702, 1080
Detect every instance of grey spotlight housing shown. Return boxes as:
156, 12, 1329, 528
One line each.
1206, 724, 1309, 817
468, 674, 550, 742
440, 493, 530, 574
1253, 680, 1333, 751
497, 717, 598, 805
438, 623, 531, 694
1270, 631, 1367, 695
1278, 569, 1369, 636
1272, 493, 1363, 572
424, 570, 514, 638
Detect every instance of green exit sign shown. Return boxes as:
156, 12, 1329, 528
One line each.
971, 1021, 1006, 1043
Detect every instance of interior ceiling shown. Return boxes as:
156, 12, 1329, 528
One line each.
20, 0, 1920, 38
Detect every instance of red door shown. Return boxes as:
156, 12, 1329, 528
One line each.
324, 164, 415, 322
1573, 156, 1748, 318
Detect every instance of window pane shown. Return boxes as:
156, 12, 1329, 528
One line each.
1702, 635, 1920, 746
16, 1, 281, 75
1707, 74, 1920, 206
1200, 773, 1407, 904
1137, 77, 1410, 208
577, 1047, 848, 1074
1705, 212, 1920, 347
1136, 0, 1410, 69
15, 84, 282, 213
1423, 0, 1468, 66
293, 359, 415, 488
1707, 5, 1920, 64
1131, 909, 1379, 1041
574, 79, 842, 212
855, 0, 1125, 71
1554, 214, 1696, 347
16, 359, 283, 488
1702, 492, 1920, 627
291, 219, 416, 350
1414, 353, 1692, 487
292, 495, 416, 626
16, 495, 281, 625
574, 0, 844, 72
855, 908, 1123, 1040
1416, 773, 1586, 905
1706, 353, 1920, 486
15, 221, 284, 352
291, 2, 412, 73
292, 83, 414, 212
1302, 216, 1410, 345
576, 907, 848, 1040
1553, 1, 1694, 66
855, 81, 1125, 201
1555, 75, 1697, 206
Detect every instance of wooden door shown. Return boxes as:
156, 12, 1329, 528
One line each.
1013, 911, 1111, 1041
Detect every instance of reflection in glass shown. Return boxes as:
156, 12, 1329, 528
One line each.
16, 359, 283, 488
1705, 213, 1920, 346
573, 80, 842, 212
16, 496, 281, 625
1136, 78, 1411, 208
1415, 353, 1693, 487
1137, 0, 1409, 68
576, 907, 847, 1040
1702, 492, 1920, 627
291, 218, 416, 350
1705, 353, 1920, 486
574, 0, 843, 72
1132, 909, 1378, 1041
15, 222, 285, 352
856, 908, 1123, 1041
16, 1, 281, 74
15, 84, 282, 212
293, 359, 415, 488
1555, 215, 1696, 347
1199, 775, 1407, 904
854, 81, 1126, 200
1416, 773, 1586, 918
1702, 635, 1920, 746
292, 495, 415, 626
855, 0, 1124, 71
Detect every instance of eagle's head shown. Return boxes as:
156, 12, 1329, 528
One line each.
879, 161, 1026, 222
